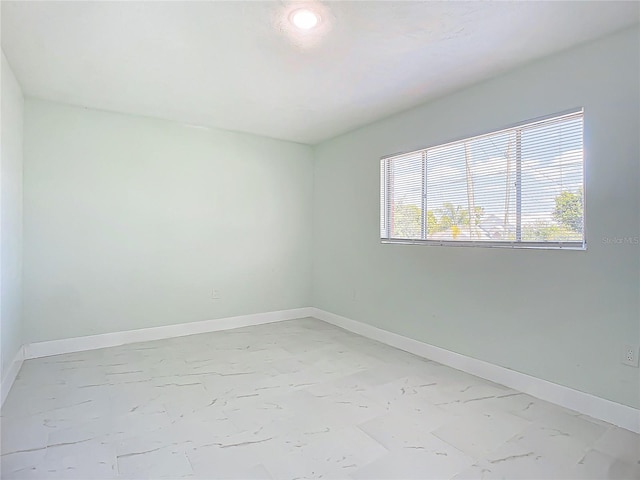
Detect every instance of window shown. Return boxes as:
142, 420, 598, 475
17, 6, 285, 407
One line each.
380, 109, 585, 249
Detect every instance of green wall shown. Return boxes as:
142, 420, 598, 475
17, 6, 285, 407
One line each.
23, 99, 314, 343
312, 27, 640, 409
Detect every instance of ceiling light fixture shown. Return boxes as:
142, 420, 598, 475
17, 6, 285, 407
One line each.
290, 8, 320, 30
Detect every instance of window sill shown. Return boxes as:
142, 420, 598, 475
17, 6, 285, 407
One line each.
381, 239, 586, 250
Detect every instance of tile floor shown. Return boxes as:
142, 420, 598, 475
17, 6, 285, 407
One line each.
1, 317, 638, 479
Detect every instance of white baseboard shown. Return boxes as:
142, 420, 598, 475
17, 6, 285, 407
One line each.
1, 346, 25, 407
24, 307, 314, 360
312, 308, 640, 434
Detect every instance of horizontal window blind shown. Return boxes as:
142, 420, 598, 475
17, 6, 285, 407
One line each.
380, 109, 585, 249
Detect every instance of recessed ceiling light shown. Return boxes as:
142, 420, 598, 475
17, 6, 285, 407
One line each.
290, 8, 320, 30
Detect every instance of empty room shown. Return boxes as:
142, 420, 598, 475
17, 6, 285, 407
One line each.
1, 1, 639, 479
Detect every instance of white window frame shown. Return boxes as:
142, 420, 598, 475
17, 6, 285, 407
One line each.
380, 109, 586, 250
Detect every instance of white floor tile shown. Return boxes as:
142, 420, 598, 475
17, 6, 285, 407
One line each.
2, 317, 637, 480
432, 410, 531, 459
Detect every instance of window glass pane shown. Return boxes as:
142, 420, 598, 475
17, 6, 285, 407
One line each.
389, 152, 422, 239
425, 143, 467, 240
426, 132, 517, 241
467, 131, 517, 241
521, 117, 583, 242
380, 162, 386, 237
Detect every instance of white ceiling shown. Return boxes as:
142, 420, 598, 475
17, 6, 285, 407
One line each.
2, 1, 638, 145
